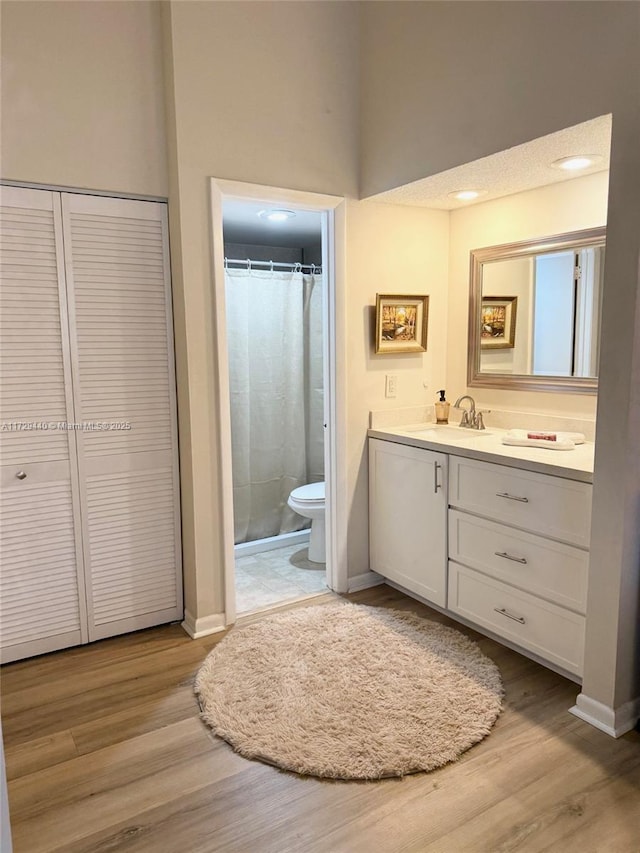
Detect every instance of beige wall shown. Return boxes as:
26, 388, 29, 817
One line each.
448, 171, 609, 420
360, 1, 637, 197
360, 0, 640, 725
345, 199, 449, 577
1, 1, 168, 197
162, 0, 360, 623
3, 0, 638, 728
166, 1, 359, 198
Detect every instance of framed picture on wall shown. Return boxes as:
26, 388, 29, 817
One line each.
480, 296, 518, 349
375, 294, 429, 354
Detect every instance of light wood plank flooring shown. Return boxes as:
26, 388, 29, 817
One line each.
2, 585, 639, 852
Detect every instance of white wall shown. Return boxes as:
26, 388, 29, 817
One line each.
0, 1, 168, 197
345, 200, 449, 577
448, 171, 609, 420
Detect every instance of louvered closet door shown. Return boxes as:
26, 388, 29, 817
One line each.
0, 187, 87, 662
61, 194, 182, 640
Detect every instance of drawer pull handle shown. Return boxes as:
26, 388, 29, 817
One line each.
494, 607, 526, 625
495, 550, 527, 565
434, 461, 442, 493
496, 491, 529, 503
15, 471, 27, 480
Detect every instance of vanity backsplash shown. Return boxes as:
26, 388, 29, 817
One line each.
370, 405, 596, 442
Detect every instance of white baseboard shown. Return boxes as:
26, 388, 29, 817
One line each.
347, 570, 385, 593
181, 610, 226, 639
569, 692, 640, 737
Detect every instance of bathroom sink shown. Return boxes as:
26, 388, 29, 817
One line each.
403, 425, 493, 441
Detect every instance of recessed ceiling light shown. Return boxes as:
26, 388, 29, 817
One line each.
551, 155, 602, 171
448, 190, 487, 201
257, 209, 296, 223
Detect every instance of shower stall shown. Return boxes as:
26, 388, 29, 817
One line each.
224, 261, 325, 549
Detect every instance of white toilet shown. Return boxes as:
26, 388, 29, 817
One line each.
287, 482, 326, 563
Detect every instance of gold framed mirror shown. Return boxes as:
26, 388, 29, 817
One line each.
467, 226, 605, 394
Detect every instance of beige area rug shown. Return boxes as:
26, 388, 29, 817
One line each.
195, 602, 503, 780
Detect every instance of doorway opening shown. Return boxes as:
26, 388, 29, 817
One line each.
210, 180, 347, 624
224, 199, 326, 612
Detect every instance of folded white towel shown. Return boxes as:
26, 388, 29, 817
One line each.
504, 429, 585, 445
502, 435, 576, 451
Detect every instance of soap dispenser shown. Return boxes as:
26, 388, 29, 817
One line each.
435, 390, 450, 424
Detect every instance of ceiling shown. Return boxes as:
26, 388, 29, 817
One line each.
369, 115, 612, 210
221, 117, 612, 236
223, 199, 323, 247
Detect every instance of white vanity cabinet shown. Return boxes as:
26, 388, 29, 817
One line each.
368, 433, 593, 680
368, 438, 447, 607
448, 456, 591, 678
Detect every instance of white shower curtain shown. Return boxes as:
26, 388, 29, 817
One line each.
225, 268, 324, 544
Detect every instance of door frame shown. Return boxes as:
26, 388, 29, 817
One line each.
209, 179, 348, 624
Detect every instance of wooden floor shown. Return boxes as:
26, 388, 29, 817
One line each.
2, 585, 640, 853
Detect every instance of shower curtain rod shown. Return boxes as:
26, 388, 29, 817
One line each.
225, 257, 322, 273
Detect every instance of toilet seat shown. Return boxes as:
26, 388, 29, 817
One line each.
289, 482, 325, 503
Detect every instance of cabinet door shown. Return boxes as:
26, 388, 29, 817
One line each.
61, 194, 182, 641
369, 438, 447, 606
0, 187, 87, 662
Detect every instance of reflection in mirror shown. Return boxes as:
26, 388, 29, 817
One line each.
468, 227, 605, 394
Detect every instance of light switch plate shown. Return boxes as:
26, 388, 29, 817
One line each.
385, 374, 398, 398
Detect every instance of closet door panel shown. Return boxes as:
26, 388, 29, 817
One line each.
0, 187, 86, 662
84, 454, 179, 637
0, 479, 81, 656
61, 194, 182, 639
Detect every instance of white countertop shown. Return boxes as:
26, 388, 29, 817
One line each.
368, 423, 595, 483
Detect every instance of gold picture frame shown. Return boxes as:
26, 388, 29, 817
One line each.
375, 294, 429, 354
480, 296, 518, 349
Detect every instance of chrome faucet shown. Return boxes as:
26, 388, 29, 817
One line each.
454, 395, 489, 430
454, 395, 476, 428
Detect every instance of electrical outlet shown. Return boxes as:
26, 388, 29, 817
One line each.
385, 374, 398, 398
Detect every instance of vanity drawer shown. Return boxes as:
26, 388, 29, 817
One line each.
448, 510, 588, 613
448, 562, 585, 677
449, 457, 592, 547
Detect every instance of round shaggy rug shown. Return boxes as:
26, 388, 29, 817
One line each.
194, 602, 503, 780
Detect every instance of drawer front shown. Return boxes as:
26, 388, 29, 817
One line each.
448, 562, 585, 677
449, 456, 592, 547
448, 510, 588, 613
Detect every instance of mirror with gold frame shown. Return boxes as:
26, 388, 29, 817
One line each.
467, 227, 606, 394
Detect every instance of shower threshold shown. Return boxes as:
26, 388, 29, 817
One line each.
234, 529, 311, 558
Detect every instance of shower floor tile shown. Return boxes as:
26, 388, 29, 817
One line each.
235, 542, 327, 614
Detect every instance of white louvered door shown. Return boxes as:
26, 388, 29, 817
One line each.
0, 187, 182, 662
61, 194, 182, 641
0, 187, 87, 662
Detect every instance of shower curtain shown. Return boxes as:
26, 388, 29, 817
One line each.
225, 268, 324, 544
